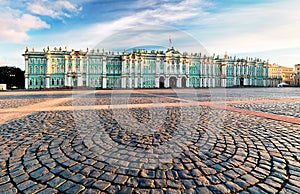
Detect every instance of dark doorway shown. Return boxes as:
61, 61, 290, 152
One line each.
182, 77, 187, 88
169, 77, 177, 88
240, 78, 244, 86
159, 77, 165, 88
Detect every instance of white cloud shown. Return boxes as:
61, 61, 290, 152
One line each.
197, 0, 300, 55
0, 8, 50, 43
53, 0, 212, 48
27, 0, 82, 19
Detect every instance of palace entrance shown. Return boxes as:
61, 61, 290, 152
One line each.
240, 77, 244, 86
169, 77, 177, 88
182, 77, 187, 88
159, 77, 165, 88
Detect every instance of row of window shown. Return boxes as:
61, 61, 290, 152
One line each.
28, 78, 65, 87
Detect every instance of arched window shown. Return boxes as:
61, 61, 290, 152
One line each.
29, 79, 32, 86
40, 78, 43, 86
52, 78, 55, 86
40, 66, 43, 74
57, 78, 60, 86
29, 66, 33, 74
34, 66, 38, 74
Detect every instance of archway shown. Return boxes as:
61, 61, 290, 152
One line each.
240, 77, 244, 87
169, 77, 177, 88
159, 77, 165, 88
182, 77, 187, 88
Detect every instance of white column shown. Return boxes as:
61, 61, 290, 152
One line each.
128, 77, 132, 88
46, 75, 50, 88
186, 78, 190, 87
135, 77, 138, 88
72, 57, 76, 72
46, 55, 51, 88
155, 77, 159, 88
25, 76, 28, 89
79, 56, 83, 74
102, 57, 107, 88
140, 77, 143, 88
121, 77, 126, 88
86, 57, 89, 87
25, 55, 29, 89
186, 62, 189, 74
121, 59, 126, 88
177, 77, 182, 88
77, 74, 82, 87
68, 75, 72, 87
102, 77, 107, 89
165, 77, 169, 88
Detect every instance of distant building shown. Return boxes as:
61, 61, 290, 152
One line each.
268, 63, 282, 87
281, 66, 294, 85
22, 46, 269, 89
295, 64, 300, 86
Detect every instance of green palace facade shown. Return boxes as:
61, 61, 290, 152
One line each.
23, 46, 269, 89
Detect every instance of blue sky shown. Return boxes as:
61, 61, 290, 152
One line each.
0, 0, 299, 70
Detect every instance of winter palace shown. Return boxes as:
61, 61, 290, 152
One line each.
23, 46, 269, 89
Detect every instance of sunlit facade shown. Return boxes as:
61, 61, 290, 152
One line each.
23, 46, 269, 89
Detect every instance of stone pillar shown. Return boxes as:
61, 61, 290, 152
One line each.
46, 55, 51, 88
102, 57, 107, 88
79, 57, 83, 73
86, 57, 89, 87
25, 75, 28, 89
177, 77, 182, 88
155, 77, 159, 88
64, 56, 68, 87
165, 77, 169, 88
135, 77, 138, 88
121, 59, 126, 88
46, 75, 50, 88
179, 61, 183, 75
164, 61, 167, 75
121, 76, 126, 88
140, 77, 143, 88
67, 75, 72, 87
128, 77, 132, 88
65, 74, 69, 87
72, 56, 76, 72
186, 62, 189, 74
77, 74, 82, 87
156, 58, 160, 74
212, 78, 216, 87
25, 55, 29, 89
186, 77, 190, 87
102, 76, 107, 89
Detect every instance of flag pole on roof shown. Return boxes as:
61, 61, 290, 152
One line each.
169, 35, 172, 48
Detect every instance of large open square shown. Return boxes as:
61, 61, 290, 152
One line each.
0, 88, 300, 194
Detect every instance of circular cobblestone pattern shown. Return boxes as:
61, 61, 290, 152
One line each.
1, 105, 300, 193
233, 102, 300, 119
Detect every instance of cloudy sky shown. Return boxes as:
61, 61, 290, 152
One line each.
0, 0, 299, 69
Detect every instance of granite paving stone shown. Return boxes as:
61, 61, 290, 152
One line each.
0, 89, 300, 193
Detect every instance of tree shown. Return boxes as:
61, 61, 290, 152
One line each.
0, 66, 25, 89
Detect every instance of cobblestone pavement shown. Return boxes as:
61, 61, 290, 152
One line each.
232, 102, 300, 119
0, 88, 300, 193
59, 96, 180, 106
0, 98, 55, 109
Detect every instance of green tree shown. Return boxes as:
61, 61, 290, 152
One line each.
0, 66, 25, 89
